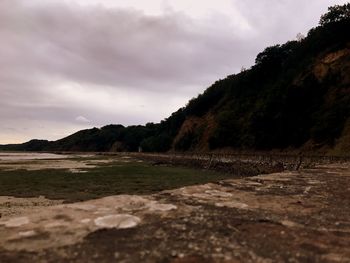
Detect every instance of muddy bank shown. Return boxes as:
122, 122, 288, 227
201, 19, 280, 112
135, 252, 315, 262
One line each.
136, 154, 286, 176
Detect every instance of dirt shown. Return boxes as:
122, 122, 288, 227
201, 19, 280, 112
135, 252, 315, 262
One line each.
0, 163, 350, 262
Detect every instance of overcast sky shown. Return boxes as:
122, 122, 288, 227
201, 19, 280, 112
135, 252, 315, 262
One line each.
0, 0, 348, 144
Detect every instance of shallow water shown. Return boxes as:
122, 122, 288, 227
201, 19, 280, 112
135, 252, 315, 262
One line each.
0, 152, 68, 161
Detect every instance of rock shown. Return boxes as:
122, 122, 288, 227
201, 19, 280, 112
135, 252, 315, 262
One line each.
2, 217, 30, 228
94, 214, 141, 229
80, 218, 91, 224
147, 202, 177, 212
18, 230, 36, 238
67, 204, 97, 211
215, 201, 248, 209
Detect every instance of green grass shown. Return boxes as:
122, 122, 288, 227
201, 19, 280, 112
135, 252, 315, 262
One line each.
0, 161, 233, 202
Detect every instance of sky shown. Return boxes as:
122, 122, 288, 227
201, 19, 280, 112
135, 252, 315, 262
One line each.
0, 0, 348, 144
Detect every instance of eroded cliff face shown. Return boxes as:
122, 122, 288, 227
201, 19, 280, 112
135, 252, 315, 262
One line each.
172, 113, 217, 152
313, 47, 350, 82
308, 45, 350, 153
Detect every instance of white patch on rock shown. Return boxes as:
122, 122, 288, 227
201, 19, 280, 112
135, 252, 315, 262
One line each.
281, 220, 300, 228
147, 202, 177, 212
215, 201, 249, 209
191, 193, 211, 199
18, 230, 36, 237
205, 190, 233, 198
2, 217, 30, 228
121, 203, 147, 212
69, 168, 88, 173
303, 186, 312, 194
80, 218, 91, 224
67, 204, 97, 211
94, 207, 113, 214
94, 214, 141, 229
114, 196, 150, 211
113, 196, 177, 213
45, 221, 70, 229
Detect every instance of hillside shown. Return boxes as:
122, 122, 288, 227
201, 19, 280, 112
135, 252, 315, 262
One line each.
173, 20, 350, 154
1, 5, 350, 155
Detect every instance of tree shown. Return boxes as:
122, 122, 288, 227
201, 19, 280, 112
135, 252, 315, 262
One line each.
319, 4, 350, 26
255, 45, 281, 65
296, 33, 305, 42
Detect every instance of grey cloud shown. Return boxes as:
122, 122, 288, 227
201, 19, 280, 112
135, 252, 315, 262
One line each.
75, 116, 91, 123
0, 1, 249, 92
231, 0, 349, 45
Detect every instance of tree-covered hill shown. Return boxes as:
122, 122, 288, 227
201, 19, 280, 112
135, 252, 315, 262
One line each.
1, 4, 350, 155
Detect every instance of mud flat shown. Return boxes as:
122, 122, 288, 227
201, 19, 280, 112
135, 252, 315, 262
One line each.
0, 152, 70, 161
0, 153, 237, 203
0, 162, 350, 262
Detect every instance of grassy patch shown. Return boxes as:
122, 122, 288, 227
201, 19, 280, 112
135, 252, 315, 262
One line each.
0, 160, 233, 202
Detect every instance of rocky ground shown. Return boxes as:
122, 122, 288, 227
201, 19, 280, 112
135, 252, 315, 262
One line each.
0, 163, 350, 262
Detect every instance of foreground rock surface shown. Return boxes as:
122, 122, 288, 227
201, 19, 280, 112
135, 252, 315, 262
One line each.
1, 164, 350, 262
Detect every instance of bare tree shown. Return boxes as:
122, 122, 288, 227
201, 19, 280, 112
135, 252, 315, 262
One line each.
296, 33, 305, 42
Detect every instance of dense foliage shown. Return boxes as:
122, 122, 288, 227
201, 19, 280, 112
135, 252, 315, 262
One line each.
319, 3, 350, 25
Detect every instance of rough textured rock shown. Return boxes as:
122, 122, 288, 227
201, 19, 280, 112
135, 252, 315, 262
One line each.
1, 164, 350, 262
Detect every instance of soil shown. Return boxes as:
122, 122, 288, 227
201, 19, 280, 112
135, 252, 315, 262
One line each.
0, 163, 350, 262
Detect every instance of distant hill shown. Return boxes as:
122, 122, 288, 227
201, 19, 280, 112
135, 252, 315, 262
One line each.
1, 4, 350, 155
